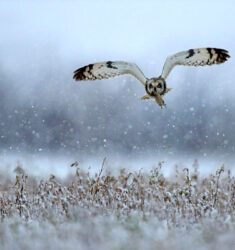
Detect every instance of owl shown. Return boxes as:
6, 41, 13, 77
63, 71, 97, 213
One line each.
73, 48, 230, 107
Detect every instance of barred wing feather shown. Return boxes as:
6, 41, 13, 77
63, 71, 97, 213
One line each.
73, 61, 147, 86
161, 48, 230, 79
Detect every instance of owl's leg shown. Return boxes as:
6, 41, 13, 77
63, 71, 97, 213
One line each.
154, 94, 166, 108
162, 88, 172, 96
140, 94, 151, 100
165, 88, 172, 93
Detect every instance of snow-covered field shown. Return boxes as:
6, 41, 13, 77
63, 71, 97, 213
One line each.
0, 159, 234, 250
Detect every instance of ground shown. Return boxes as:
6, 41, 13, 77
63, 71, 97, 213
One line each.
0, 160, 234, 250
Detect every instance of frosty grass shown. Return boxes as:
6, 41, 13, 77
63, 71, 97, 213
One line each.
0, 160, 234, 250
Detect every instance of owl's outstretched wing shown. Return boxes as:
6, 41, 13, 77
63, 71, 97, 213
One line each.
73, 61, 147, 86
161, 48, 230, 79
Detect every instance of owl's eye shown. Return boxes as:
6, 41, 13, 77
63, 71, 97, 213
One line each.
157, 83, 162, 88
149, 83, 153, 88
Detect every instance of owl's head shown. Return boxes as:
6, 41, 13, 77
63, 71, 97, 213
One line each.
145, 77, 166, 96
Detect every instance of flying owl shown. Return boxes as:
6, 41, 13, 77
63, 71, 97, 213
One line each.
73, 48, 230, 107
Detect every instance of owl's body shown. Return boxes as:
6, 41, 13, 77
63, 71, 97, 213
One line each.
73, 48, 230, 107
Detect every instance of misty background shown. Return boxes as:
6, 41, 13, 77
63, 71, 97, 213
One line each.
0, 0, 235, 171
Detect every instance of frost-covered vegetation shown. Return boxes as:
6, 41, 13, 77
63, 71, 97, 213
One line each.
0, 160, 234, 250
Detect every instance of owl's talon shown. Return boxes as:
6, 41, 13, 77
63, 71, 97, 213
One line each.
140, 95, 151, 100
154, 94, 166, 108
160, 103, 166, 109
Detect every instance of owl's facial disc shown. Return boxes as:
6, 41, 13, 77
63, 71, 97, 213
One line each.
146, 77, 166, 96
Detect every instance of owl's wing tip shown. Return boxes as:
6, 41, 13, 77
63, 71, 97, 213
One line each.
215, 48, 230, 63
73, 66, 88, 81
